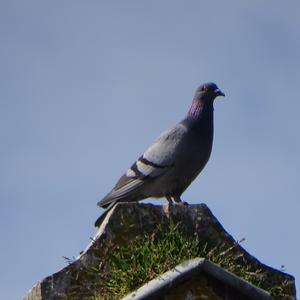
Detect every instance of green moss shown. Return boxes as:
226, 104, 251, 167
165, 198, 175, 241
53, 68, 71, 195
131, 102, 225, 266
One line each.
65, 221, 291, 300
99, 222, 200, 298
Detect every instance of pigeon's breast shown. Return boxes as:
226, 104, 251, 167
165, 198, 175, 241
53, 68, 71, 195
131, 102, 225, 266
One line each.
146, 130, 213, 197
173, 133, 213, 191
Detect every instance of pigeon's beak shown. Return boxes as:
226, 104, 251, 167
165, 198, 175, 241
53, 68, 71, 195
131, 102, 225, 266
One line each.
215, 89, 225, 97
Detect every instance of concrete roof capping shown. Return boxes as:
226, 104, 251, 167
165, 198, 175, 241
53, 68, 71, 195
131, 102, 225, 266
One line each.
122, 258, 273, 300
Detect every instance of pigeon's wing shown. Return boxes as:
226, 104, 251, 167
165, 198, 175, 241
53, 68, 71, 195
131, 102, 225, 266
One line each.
97, 123, 187, 208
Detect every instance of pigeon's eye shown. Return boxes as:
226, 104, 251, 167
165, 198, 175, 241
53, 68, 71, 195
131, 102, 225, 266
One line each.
201, 85, 208, 92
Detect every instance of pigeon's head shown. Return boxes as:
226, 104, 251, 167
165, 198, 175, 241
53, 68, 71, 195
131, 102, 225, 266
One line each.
195, 82, 225, 102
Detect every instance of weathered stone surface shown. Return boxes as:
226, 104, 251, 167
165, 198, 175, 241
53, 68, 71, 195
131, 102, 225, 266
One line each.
23, 203, 296, 300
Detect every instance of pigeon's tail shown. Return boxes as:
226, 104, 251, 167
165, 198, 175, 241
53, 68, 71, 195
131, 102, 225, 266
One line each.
95, 191, 140, 227
94, 201, 116, 227
97, 191, 124, 208
97, 195, 113, 209
97, 185, 145, 209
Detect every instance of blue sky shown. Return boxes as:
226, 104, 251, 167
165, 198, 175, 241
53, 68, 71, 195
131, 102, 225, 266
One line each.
0, 1, 299, 299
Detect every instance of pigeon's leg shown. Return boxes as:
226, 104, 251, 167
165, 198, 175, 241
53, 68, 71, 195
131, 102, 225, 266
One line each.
165, 195, 173, 205
165, 195, 174, 213
173, 195, 189, 206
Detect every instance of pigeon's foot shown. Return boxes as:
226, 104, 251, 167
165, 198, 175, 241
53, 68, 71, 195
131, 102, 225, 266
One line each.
173, 196, 189, 206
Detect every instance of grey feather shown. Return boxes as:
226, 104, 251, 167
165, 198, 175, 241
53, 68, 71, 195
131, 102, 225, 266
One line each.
97, 82, 225, 210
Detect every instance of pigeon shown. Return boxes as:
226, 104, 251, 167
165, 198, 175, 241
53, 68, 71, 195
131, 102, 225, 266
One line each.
97, 82, 224, 211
